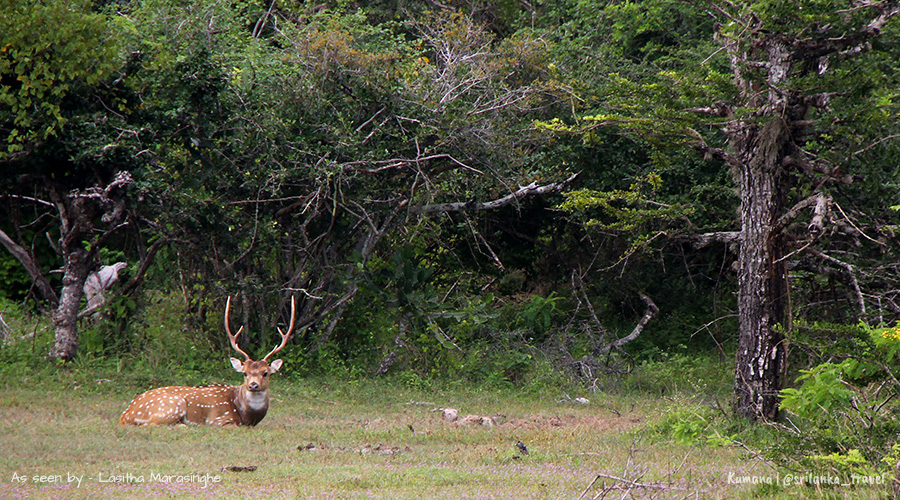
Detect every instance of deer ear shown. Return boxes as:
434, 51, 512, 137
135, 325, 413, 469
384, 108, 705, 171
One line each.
230, 357, 244, 372
269, 359, 283, 373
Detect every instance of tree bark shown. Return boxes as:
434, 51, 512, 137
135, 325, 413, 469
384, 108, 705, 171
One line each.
49, 245, 92, 360
733, 118, 790, 421
720, 6, 900, 419
44, 171, 133, 361
728, 36, 795, 421
655, 3, 896, 422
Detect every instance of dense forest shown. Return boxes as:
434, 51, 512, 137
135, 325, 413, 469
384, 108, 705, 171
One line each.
3, 0, 900, 476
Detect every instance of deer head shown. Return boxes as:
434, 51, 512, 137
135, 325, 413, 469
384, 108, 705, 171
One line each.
225, 295, 295, 389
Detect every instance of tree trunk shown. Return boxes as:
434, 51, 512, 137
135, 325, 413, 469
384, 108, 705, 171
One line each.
41, 171, 133, 361
49, 245, 92, 361
733, 118, 790, 421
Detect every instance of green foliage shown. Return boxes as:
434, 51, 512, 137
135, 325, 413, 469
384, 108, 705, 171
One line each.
0, 0, 122, 155
809, 449, 872, 478
117, 293, 221, 378
779, 363, 854, 420
0, 0, 895, 417
0, 298, 54, 373
495, 269, 526, 295
648, 402, 743, 448
0, 253, 32, 300
625, 353, 733, 398
77, 294, 138, 356
513, 292, 561, 339
770, 323, 900, 476
558, 181, 695, 250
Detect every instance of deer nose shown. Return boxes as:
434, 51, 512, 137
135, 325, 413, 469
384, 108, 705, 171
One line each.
248, 381, 260, 391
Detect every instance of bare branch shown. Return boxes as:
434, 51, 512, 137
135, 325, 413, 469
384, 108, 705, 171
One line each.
684, 231, 741, 248
413, 173, 578, 215
0, 228, 59, 306
792, 2, 900, 59
591, 294, 658, 356
806, 248, 867, 322
774, 192, 830, 234
0, 194, 55, 208
833, 201, 886, 246
351, 154, 486, 176
853, 133, 900, 155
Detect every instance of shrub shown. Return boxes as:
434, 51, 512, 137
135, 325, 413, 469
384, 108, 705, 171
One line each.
770, 323, 900, 477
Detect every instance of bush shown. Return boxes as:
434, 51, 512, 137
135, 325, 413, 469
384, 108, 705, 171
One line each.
646, 398, 755, 448
769, 323, 900, 477
623, 352, 733, 397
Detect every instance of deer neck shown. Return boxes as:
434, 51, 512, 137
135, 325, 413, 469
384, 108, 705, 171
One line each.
233, 384, 270, 426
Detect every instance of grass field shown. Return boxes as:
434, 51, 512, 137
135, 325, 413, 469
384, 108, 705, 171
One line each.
0, 369, 892, 499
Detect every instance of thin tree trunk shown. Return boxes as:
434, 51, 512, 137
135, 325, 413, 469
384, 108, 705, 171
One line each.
375, 312, 413, 376
49, 246, 92, 360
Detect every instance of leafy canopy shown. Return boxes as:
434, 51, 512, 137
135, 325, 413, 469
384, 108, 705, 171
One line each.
0, 0, 123, 157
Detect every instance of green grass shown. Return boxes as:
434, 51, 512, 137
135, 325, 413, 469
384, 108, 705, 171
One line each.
0, 369, 893, 499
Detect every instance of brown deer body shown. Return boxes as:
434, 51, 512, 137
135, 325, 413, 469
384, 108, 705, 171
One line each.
120, 297, 295, 427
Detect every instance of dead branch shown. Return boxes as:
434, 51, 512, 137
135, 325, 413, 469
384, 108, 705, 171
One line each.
833, 201, 886, 246
808, 192, 831, 236
413, 173, 578, 215
805, 248, 867, 321
0, 228, 59, 306
775, 192, 830, 233
561, 294, 657, 385
685, 230, 741, 248
592, 294, 658, 357
577, 472, 691, 499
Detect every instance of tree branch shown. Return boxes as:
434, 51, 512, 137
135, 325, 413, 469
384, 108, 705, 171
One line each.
808, 192, 831, 236
689, 135, 739, 168
805, 248, 867, 322
0, 228, 59, 307
413, 173, 578, 214
792, 2, 900, 59
121, 237, 168, 297
592, 294, 658, 356
775, 192, 830, 234
683, 231, 741, 248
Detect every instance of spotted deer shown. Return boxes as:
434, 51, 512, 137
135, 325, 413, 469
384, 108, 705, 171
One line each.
119, 296, 296, 426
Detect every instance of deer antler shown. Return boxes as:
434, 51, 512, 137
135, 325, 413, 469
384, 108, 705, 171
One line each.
225, 296, 251, 362
263, 296, 296, 362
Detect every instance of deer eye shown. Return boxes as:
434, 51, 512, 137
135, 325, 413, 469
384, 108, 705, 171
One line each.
262, 372, 268, 377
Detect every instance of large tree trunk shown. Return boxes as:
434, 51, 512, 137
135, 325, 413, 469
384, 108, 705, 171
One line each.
722, 34, 797, 421
733, 118, 790, 421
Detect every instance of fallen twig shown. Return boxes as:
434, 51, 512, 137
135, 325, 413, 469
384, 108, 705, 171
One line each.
577, 472, 694, 499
